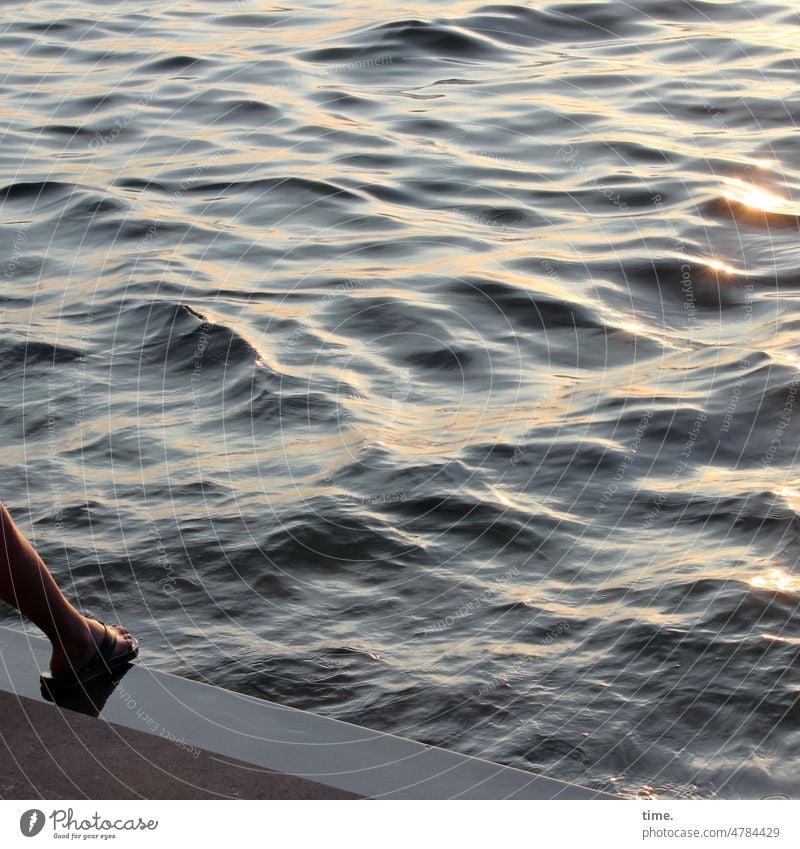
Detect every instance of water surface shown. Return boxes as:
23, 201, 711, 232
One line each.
2, 0, 800, 799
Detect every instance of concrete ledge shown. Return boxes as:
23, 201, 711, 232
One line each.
0, 690, 359, 800
0, 624, 616, 800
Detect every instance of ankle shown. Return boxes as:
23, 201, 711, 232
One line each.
49, 614, 92, 654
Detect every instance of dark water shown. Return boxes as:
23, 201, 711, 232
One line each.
2, 0, 800, 799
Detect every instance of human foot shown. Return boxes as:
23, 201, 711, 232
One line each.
49, 617, 137, 678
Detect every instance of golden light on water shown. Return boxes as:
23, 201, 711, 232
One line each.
762, 633, 800, 645
750, 568, 800, 593
775, 485, 800, 512
766, 350, 800, 369
722, 178, 796, 215
705, 257, 736, 275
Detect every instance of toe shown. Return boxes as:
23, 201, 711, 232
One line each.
111, 628, 135, 656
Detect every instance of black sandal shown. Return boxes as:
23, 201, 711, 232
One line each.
39, 622, 139, 689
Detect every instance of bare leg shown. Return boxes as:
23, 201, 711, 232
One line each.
0, 501, 133, 675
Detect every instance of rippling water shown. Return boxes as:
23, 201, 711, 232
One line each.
2, 0, 800, 799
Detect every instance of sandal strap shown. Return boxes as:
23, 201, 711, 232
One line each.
93, 622, 117, 668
